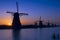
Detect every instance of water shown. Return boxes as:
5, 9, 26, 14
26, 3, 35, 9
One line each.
0, 27, 60, 40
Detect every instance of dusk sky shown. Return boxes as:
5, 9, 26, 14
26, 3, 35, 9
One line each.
0, 0, 60, 25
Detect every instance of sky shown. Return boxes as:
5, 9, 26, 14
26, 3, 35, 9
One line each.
0, 0, 60, 25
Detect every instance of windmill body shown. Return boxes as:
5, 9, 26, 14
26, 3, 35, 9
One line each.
12, 12, 21, 28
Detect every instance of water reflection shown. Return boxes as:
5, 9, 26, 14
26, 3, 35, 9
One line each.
0, 27, 60, 40
0, 30, 12, 40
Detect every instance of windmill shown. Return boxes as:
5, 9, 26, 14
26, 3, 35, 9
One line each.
47, 20, 50, 27
6, 1, 28, 40
34, 16, 43, 27
6, 1, 28, 28
39, 16, 43, 27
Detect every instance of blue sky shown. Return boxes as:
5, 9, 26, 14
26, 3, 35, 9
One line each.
0, 0, 60, 25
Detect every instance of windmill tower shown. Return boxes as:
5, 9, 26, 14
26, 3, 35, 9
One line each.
6, 2, 28, 28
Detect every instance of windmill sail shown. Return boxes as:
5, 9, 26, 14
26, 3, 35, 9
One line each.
16, 1, 19, 13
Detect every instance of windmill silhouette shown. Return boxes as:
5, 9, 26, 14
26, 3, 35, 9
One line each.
47, 20, 50, 27
6, 1, 28, 40
6, 1, 28, 28
39, 16, 43, 27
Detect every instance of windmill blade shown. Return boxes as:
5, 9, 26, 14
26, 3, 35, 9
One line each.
6, 11, 14, 18
19, 13, 28, 16
6, 11, 16, 16
16, 1, 19, 13
6, 11, 15, 13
